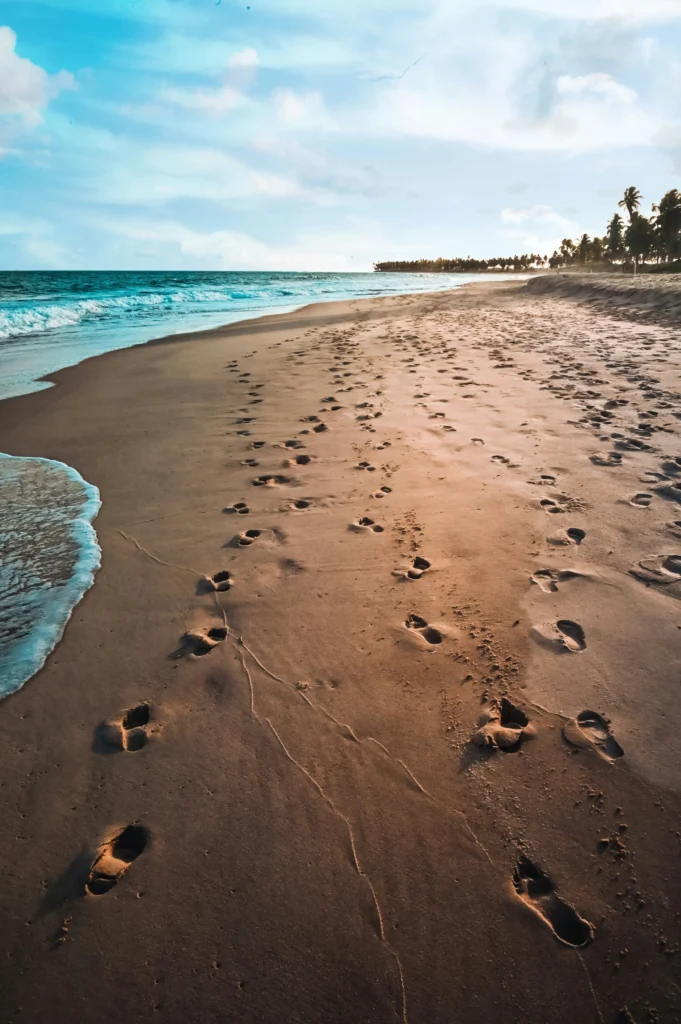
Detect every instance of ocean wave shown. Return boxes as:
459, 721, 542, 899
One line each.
0, 269, 484, 341
0, 454, 101, 699
0, 283, 321, 339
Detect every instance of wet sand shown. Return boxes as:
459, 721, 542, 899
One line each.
1, 277, 680, 1023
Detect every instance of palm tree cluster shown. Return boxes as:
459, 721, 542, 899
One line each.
548, 187, 681, 270
375, 188, 681, 274
373, 254, 548, 273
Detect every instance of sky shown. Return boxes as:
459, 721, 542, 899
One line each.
0, 0, 680, 271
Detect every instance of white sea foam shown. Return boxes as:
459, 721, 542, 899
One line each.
0, 454, 101, 698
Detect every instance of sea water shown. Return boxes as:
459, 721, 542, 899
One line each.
0, 269, 512, 697
0, 454, 101, 698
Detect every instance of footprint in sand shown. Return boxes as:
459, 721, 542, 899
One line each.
563, 711, 624, 761
547, 527, 586, 547
351, 517, 385, 533
640, 471, 667, 484
99, 703, 153, 752
241, 459, 259, 468
252, 474, 291, 487
291, 498, 312, 511
205, 570, 233, 593
223, 501, 250, 515
532, 619, 586, 652
471, 697, 536, 752
540, 498, 565, 515
656, 481, 681, 504
405, 614, 443, 645
530, 569, 581, 593
528, 473, 557, 487
283, 439, 306, 450
590, 451, 623, 467
615, 438, 652, 452
395, 556, 431, 581
629, 554, 681, 588
356, 461, 376, 471
238, 529, 263, 547
373, 486, 392, 498
660, 456, 681, 477
291, 454, 313, 466
491, 455, 511, 465
86, 825, 149, 896
251, 441, 267, 450
512, 856, 594, 948
180, 626, 228, 656
629, 492, 653, 508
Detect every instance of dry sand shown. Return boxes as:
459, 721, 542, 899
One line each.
1, 276, 681, 1023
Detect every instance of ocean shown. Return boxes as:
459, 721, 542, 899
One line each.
0, 268, 509, 698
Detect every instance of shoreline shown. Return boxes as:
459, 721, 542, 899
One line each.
0, 454, 101, 699
0, 270, 500, 404
1, 276, 680, 1023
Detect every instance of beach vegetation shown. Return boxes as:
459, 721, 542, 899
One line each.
374, 186, 681, 274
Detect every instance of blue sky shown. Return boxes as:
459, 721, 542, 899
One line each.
0, 0, 680, 270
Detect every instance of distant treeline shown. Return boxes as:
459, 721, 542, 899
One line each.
374, 187, 681, 274
374, 255, 546, 273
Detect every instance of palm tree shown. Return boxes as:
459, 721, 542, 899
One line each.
559, 238, 576, 266
618, 186, 642, 222
590, 236, 605, 263
577, 234, 592, 263
625, 213, 655, 269
653, 189, 681, 264
606, 213, 625, 262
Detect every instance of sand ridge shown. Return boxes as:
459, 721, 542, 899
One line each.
0, 279, 680, 1022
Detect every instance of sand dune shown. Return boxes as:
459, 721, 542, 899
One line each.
0, 278, 680, 1023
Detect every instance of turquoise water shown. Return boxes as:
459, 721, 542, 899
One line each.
0, 268, 510, 698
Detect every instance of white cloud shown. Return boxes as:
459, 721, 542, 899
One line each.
0, 209, 68, 266
501, 205, 580, 233
273, 89, 335, 130
556, 72, 637, 104
488, 0, 681, 19
99, 216, 385, 271
159, 83, 242, 116
0, 212, 50, 235
356, 34, 657, 151
250, 172, 303, 198
22, 236, 69, 267
500, 205, 582, 255
0, 26, 74, 129
75, 139, 341, 208
156, 47, 258, 118
230, 48, 258, 75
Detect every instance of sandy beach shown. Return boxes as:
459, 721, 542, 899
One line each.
1, 275, 681, 1024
